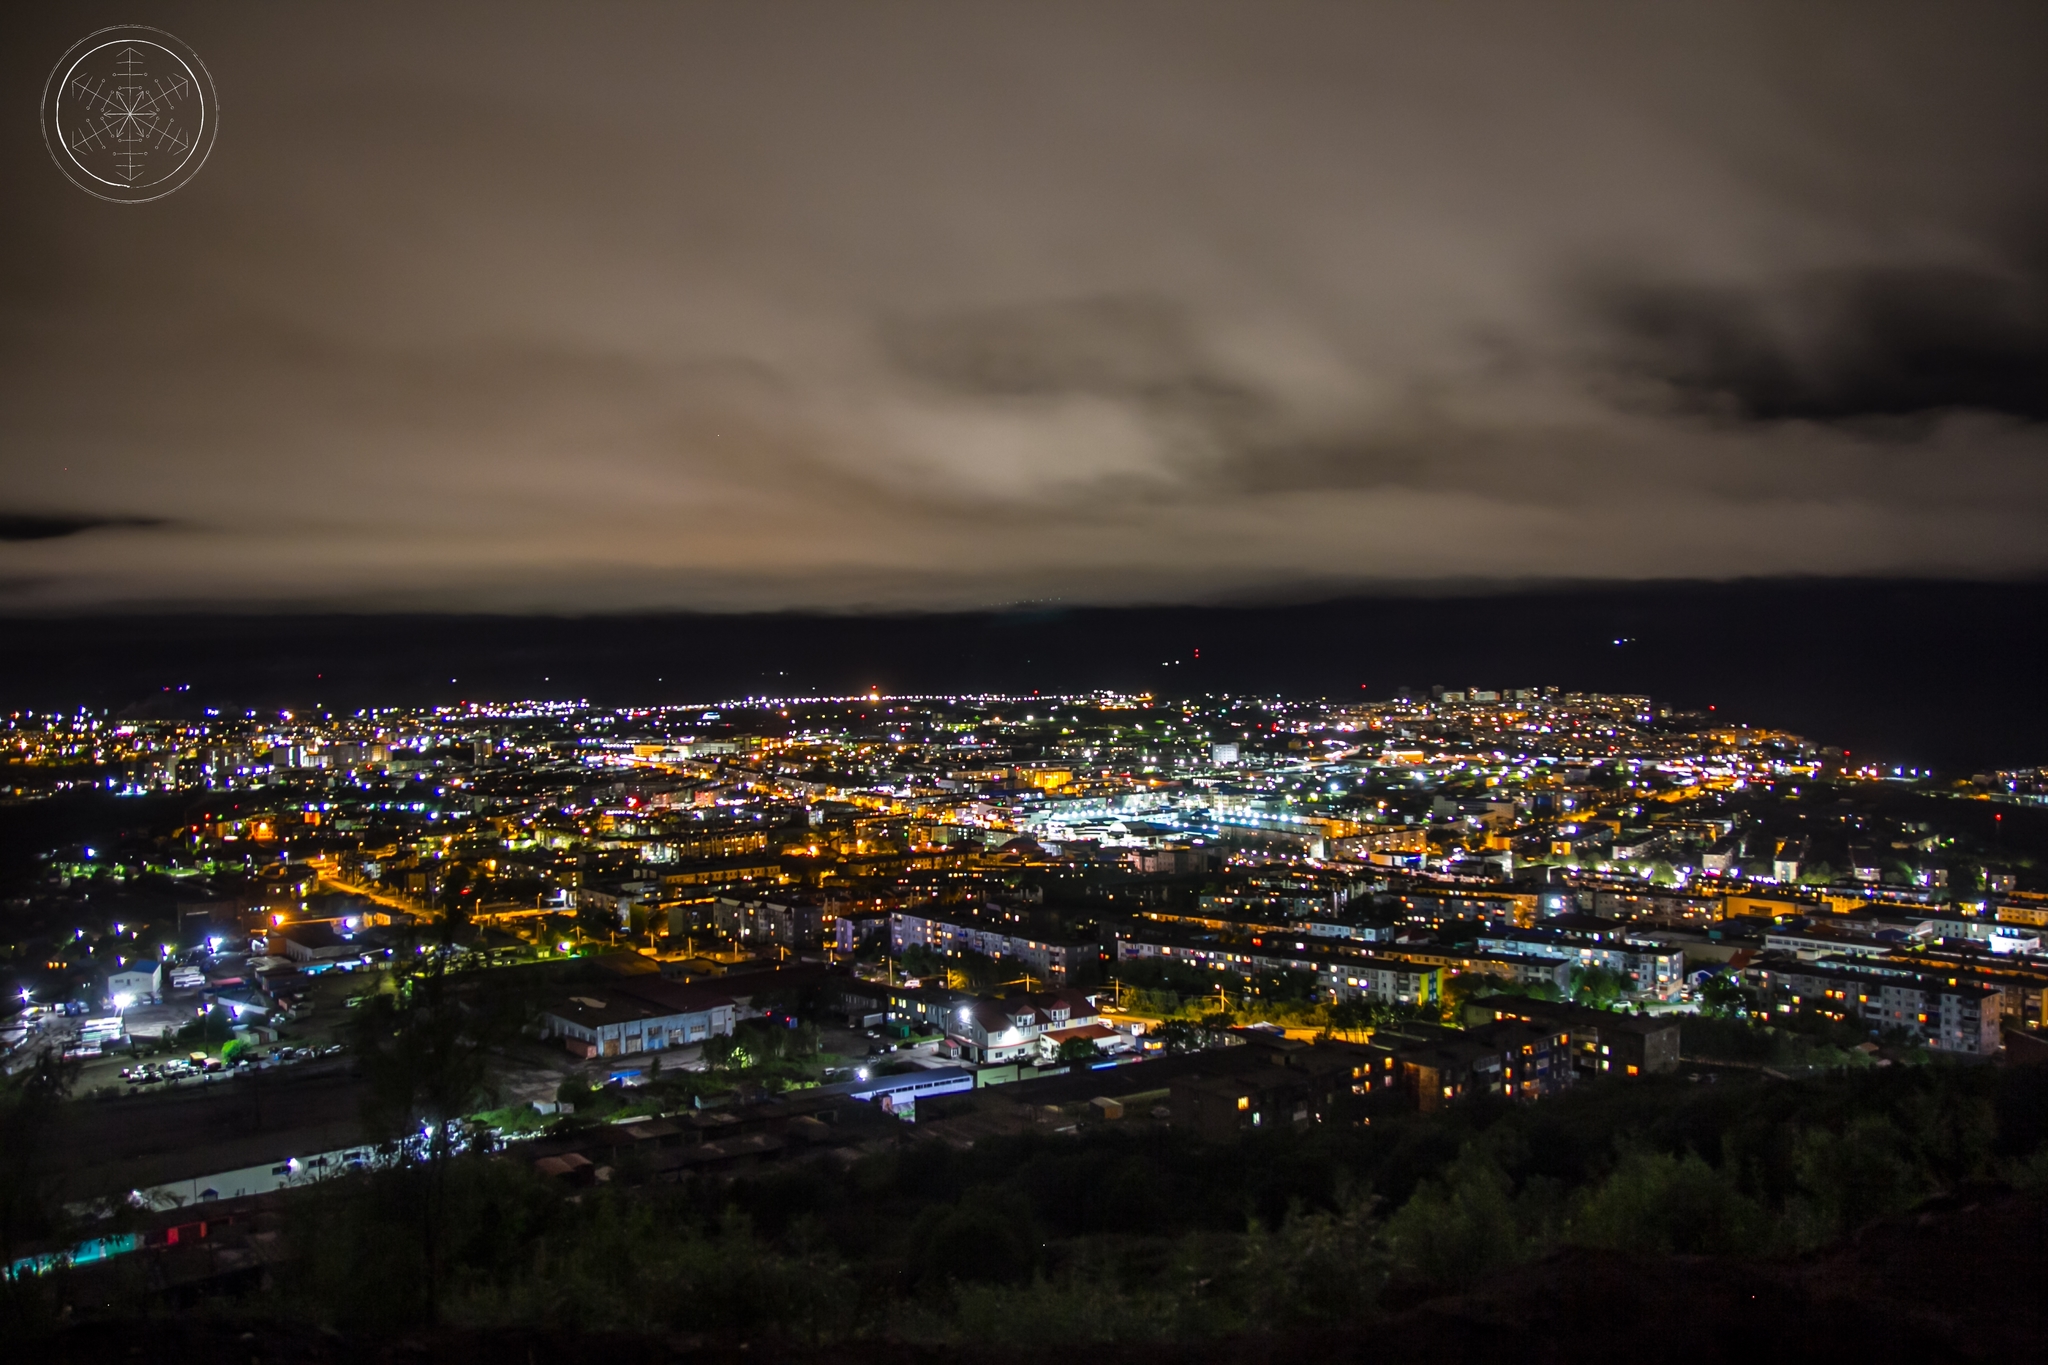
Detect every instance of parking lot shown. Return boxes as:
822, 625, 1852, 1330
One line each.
115, 1043, 349, 1091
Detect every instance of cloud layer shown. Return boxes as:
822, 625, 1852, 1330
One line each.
2, 2, 2045, 609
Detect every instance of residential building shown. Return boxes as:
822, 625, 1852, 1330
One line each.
1113, 929, 1441, 1008
1470, 997, 1681, 1077
950, 988, 1105, 1063
890, 908, 1099, 985
714, 894, 827, 950
1757, 959, 2003, 1054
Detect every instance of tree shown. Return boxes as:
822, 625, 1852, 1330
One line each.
950, 949, 1006, 991
897, 943, 945, 982
1247, 969, 1319, 1005
1571, 964, 1626, 1009
703, 1031, 754, 1072
1441, 973, 1486, 1023
1118, 957, 1224, 998
1699, 973, 1750, 1017
0, 1054, 76, 1330
1326, 997, 1374, 1040
348, 904, 490, 1324
1151, 1018, 1210, 1054
435, 862, 476, 913
175, 1003, 236, 1046
1055, 1036, 1102, 1065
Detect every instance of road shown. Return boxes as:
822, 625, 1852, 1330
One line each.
314, 868, 433, 917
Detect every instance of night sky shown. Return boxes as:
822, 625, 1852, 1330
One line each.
4, 3, 2046, 612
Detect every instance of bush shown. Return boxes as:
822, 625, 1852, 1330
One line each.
910, 1190, 1037, 1287
1239, 1191, 1389, 1327
1789, 1115, 1934, 1237
1384, 1145, 1525, 1287
1569, 1149, 1769, 1256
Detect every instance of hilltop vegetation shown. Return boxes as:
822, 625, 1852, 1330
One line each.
9, 1047, 2045, 1349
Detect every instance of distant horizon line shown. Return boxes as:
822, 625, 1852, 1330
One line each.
3, 572, 2045, 621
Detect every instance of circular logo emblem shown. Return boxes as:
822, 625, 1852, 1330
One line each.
42, 26, 218, 204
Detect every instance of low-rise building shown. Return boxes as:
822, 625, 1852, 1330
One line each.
107, 963, 162, 1007
265, 921, 358, 966
540, 979, 737, 1059
1039, 1021, 1125, 1061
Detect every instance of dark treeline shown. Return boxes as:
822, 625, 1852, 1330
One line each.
9, 1057, 2047, 1347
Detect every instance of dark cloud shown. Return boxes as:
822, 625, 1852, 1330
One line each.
0, 514, 164, 543
884, 295, 1260, 408
1594, 265, 2048, 425
881, 294, 1278, 479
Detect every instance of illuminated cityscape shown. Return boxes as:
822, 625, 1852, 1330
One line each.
10, 689, 2042, 1045
4, 685, 2043, 1320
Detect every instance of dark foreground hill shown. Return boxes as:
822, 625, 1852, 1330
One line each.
36, 1185, 2046, 1365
